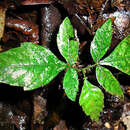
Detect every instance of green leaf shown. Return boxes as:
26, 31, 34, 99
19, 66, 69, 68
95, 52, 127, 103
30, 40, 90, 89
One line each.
0, 42, 67, 90
63, 67, 79, 101
79, 78, 104, 121
99, 35, 130, 75
96, 65, 124, 100
57, 17, 79, 65
90, 19, 112, 62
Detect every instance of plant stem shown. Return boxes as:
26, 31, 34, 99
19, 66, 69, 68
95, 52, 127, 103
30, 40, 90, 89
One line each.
75, 63, 98, 72
82, 63, 98, 71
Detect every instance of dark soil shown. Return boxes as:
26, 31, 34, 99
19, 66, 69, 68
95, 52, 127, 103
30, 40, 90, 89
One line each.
0, 0, 130, 130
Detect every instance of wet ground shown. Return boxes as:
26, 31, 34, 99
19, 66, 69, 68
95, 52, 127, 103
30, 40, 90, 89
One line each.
0, 0, 130, 130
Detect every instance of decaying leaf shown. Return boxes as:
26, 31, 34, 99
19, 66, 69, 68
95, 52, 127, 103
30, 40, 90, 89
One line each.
0, 7, 6, 40
21, 0, 55, 5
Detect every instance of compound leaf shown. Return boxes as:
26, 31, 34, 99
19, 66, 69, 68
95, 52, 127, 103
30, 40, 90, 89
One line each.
0, 42, 67, 90
57, 17, 79, 65
100, 35, 130, 75
90, 19, 112, 62
63, 67, 79, 101
79, 78, 104, 121
96, 65, 124, 100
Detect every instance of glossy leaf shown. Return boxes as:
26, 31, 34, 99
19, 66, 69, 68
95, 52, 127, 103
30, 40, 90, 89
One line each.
57, 17, 79, 65
0, 42, 67, 90
63, 67, 79, 101
79, 78, 104, 121
96, 65, 124, 100
90, 19, 112, 62
100, 35, 130, 75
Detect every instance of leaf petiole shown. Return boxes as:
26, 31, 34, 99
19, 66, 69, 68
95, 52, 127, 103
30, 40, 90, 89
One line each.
74, 63, 98, 73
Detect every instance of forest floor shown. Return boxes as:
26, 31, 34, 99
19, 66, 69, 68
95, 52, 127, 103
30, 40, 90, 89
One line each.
0, 0, 130, 130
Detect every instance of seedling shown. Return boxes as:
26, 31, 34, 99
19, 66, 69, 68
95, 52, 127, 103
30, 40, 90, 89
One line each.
0, 17, 129, 121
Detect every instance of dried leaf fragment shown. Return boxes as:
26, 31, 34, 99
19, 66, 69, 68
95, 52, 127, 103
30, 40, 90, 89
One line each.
0, 7, 6, 39
21, 0, 55, 5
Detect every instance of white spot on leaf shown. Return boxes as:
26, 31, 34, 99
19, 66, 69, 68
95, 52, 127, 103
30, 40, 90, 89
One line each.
91, 41, 97, 49
12, 70, 27, 79
24, 72, 32, 86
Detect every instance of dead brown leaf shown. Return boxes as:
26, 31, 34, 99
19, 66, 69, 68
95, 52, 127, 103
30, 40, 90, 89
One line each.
0, 7, 6, 40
